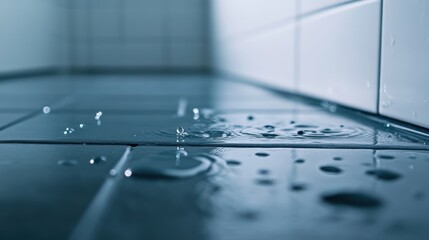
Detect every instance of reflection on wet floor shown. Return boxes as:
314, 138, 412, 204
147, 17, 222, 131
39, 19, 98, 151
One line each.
86, 147, 429, 240
0, 75, 428, 240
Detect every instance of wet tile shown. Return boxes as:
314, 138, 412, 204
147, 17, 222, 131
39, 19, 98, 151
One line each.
0, 75, 73, 95
54, 95, 316, 113
0, 144, 128, 240
82, 146, 429, 240
0, 94, 65, 111
0, 112, 34, 129
61, 74, 278, 98
0, 111, 426, 149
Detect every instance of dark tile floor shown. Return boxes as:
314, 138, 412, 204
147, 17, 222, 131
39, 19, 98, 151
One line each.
0, 74, 428, 240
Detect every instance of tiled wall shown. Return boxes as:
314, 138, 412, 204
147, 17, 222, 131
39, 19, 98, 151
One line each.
210, 0, 429, 128
379, 0, 429, 129
70, 0, 209, 70
210, 0, 296, 90
0, 0, 69, 74
0, 0, 208, 74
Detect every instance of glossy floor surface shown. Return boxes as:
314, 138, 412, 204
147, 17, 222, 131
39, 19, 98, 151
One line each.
1, 74, 428, 240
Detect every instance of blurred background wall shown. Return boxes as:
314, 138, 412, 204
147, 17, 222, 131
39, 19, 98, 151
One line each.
0, 0, 209, 74
0, 0, 428, 128
0, 0, 69, 74
70, 0, 209, 70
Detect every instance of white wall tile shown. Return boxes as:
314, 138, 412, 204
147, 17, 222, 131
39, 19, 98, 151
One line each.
297, 0, 381, 113
214, 25, 295, 90
124, 8, 165, 39
211, 0, 295, 40
76, 0, 208, 69
90, 8, 122, 40
72, 8, 90, 43
299, 0, 356, 14
123, 43, 166, 67
379, 0, 429, 128
168, 9, 205, 40
71, 43, 90, 68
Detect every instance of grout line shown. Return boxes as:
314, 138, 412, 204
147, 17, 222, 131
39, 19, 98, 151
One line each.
0, 140, 427, 151
222, 73, 429, 138
0, 95, 71, 131
69, 146, 132, 240
296, 0, 359, 21
67, 0, 74, 71
0, 110, 42, 132
376, 0, 384, 115
219, 0, 358, 43
293, 0, 301, 91
47, 109, 319, 115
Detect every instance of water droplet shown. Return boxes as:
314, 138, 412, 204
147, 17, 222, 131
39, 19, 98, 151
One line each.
366, 169, 401, 181
321, 191, 383, 209
205, 130, 230, 138
176, 126, 185, 136
255, 152, 270, 157
377, 154, 395, 160
79, 123, 85, 128
320, 128, 341, 134
290, 182, 307, 192
226, 160, 241, 166
390, 35, 396, 46
264, 125, 275, 130
124, 169, 132, 177
218, 117, 226, 122
255, 178, 275, 186
320, 165, 343, 174
294, 124, 318, 128
89, 156, 107, 165
95, 111, 103, 120
385, 123, 391, 128
261, 133, 279, 138
176, 147, 188, 157
321, 101, 337, 112
58, 159, 77, 166
333, 157, 342, 161
125, 156, 211, 179
109, 169, 117, 176
247, 115, 254, 120
42, 106, 51, 114
295, 159, 305, 164
63, 127, 75, 135
192, 108, 200, 120
258, 169, 270, 175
